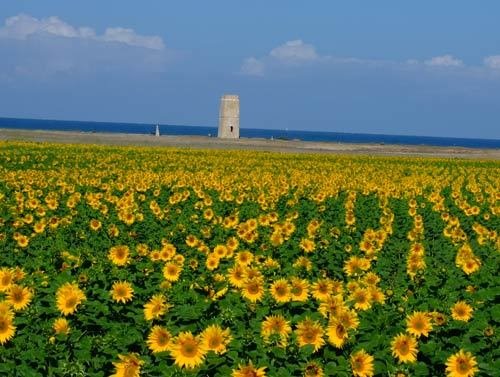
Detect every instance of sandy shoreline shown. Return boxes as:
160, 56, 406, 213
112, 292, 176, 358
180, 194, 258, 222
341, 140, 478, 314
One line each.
0, 128, 499, 160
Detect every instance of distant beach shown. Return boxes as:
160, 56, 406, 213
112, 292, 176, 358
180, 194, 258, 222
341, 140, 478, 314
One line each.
1, 128, 499, 160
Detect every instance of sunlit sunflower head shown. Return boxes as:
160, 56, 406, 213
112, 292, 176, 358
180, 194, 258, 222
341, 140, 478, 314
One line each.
147, 325, 172, 353
290, 277, 309, 302
108, 245, 130, 266
236, 251, 254, 266
270, 279, 291, 303
201, 324, 232, 354
0, 301, 13, 318
303, 361, 324, 377
350, 288, 372, 311
206, 254, 220, 271
232, 362, 267, 377
143, 294, 170, 321
326, 319, 349, 349
451, 301, 473, 322
350, 349, 374, 377
111, 353, 143, 377
406, 311, 432, 338
53, 318, 70, 335
461, 258, 481, 275
0, 268, 15, 292
110, 281, 134, 304
170, 331, 207, 369
295, 318, 325, 352
318, 294, 346, 319
56, 282, 86, 316
391, 333, 418, 363
227, 264, 247, 288
241, 278, 265, 303
89, 219, 101, 231
445, 349, 478, 377
6, 284, 33, 311
163, 262, 182, 282
261, 314, 292, 347
311, 279, 333, 301
0, 314, 16, 345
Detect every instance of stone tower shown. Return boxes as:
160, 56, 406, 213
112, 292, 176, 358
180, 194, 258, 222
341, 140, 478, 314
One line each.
218, 94, 239, 139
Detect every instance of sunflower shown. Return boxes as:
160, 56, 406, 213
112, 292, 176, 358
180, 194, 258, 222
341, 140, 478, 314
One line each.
201, 324, 232, 354
163, 262, 182, 282
232, 362, 267, 377
391, 333, 418, 363
110, 281, 134, 304
111, 353, 143, 377
89, 219, 102, 231
261, 314, 292, 346
300, 238, 316, 253
6, 284, 33, 311
451, 301, 473, 322
170, 331, 207, 369
235, 251, 254, 266
147, 325, 172, 353
0, 268, 14, 292
53, 318, 70, 335
445, 350, 478, 377
270, 279, 291, 303
295, 318, 325, 352
56, 282, 86, 316
0, 313, 15, 345
228, 264, 247, 288
290, 277, 309, 302
311, 279, 333, 301
143, 294, 170, 321
108, 245, 130, 266
337, 308, 360, 330
326, 320, 349, 348
350, 288, 372, 311
318, 295, 346, 318
304, 361, 324, 377
406, 311, 432, 338
350, 349, 374, 377
461, 258, 480, 275
206, 254, 220, 271
241, 278, 265, 303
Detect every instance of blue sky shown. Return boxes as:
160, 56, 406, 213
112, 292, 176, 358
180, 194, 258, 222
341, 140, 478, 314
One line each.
1, 1, 500, 138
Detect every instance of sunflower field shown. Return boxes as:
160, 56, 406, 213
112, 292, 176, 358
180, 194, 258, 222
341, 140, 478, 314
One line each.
0, 141, 498, 377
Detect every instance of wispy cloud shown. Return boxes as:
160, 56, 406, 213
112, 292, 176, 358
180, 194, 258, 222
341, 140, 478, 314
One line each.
240, 39, 324, 76
0, 14, 173, 79
424, 54, 463, 67
0, 14, 165, 50
484, 55, 500, 69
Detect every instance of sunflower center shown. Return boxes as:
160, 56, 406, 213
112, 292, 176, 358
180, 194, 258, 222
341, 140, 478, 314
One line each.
157, 332, 170, 346
336, 324, 346, 338
208, 336, 222, 348
398, 340, 409, 355
65, 296, 77, 308
247, 283, 260, 294
457, 358, 470, 373
292, 286, 303, 295
0, 319, 7, 332
180, 340, 198, 357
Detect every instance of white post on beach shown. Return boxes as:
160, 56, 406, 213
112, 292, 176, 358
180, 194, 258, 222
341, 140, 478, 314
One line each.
155, 124, 160, 137
218, 95, 239, 139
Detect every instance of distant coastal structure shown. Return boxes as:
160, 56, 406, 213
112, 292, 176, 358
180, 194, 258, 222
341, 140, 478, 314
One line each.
218, 94, 239, 139
155, 124, 160, 137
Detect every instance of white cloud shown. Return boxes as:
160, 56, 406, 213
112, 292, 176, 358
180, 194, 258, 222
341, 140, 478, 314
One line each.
484, 55, 500, 69
424, 55, 463, 67
240, 57, 265, 76
240, 39, 322, 76
269, 40, 319, 62
0, 14, 165, 50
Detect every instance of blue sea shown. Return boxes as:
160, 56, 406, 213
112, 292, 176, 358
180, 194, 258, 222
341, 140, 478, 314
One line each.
0, 117, 499, 149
